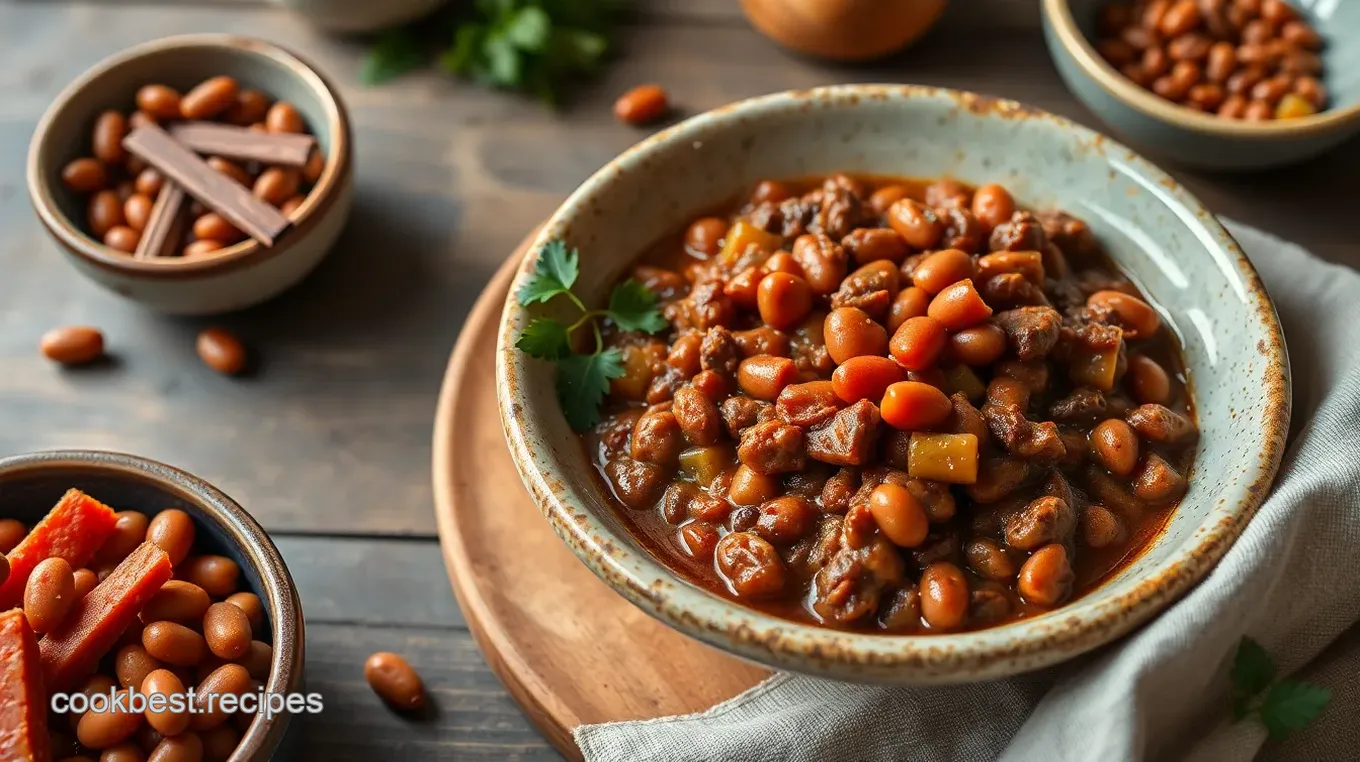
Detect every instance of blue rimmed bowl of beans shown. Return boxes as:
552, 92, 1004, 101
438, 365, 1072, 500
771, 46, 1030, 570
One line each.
1043, 0, 1360, 170
496, 84, 1290, 684
0, 450, 302, 759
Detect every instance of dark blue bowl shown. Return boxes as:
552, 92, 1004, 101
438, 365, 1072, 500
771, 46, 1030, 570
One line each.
0, 450, 303, 760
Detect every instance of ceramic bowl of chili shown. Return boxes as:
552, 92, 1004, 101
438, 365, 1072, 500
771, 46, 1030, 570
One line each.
0, 449, 303, 758
494, 84, 1290, 684
1042, 0, 1360, 170
27, 33, 354, 315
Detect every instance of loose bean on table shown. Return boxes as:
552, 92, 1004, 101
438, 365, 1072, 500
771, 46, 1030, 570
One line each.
364, 652, 426, 711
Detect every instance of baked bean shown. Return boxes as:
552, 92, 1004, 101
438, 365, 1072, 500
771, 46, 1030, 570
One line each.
265, 101, 305, 133
1281, 20, 1322, 49
867, 483, 929, 548
889, 316, 947, 371
1205, 42, 1237, 83
148, 733, 202, 762
749, 179, 792, 205
364, 652, 426, 712
679, 521, 720, 558
1158, 0, 1201, 35
299, 148, 325, 185
1292, 76, 1326, 108
77, 696, 144, 750
614, 84, 669, 125
1132, 453, 1188, 503
1226, 64, 1267, 96
867, 184, 908, 214
928, 279, 993, 330
764, 250, 802, 277
0, 519, 23, 553
253, 168, 300, 207
206, 156, 251, 187
1260, 0, 1296, 23
64, 158, 107, 193
790, 234, 848, 295
1142, 46, 1170, 79
909, 249, 973, 294
881, 381, 952, 431
1120, 62, 1152, 87
104, 226, 140, 253
136, 85, 182, 120
728, 464, 780, 507
142, 622, 206, 666
121, 193, 153, 233
1167, 32, 1211, 62
180, 76, 239, 119
1088, 290, 1160, 338
280, 194, 307, 217
192, 213, 244, 244
715, 531, 785, 598
147, 509, 195, 565
1251, 74, 1291, 105
136, 669, 190, 737
672, 385, 724, 446
1243, 98, 1275, 120
1126, 403, 1196, 444
100, 742, 144, 762
970, 184, 1015, 231
987, 375, 1031, 410
684, 217, 728, 257
1017, 544, 1073, 607
115, 644, 162, 690
842, 227, 908, 265
1082, 505, 1125, 548
40, 325, 105, 366
223, 88, 271, 126
965, 538, 1018, 581
924, 178, 971, 209
756, 272, 813, 330
666, 333, 703, 376
183, 240, 224, 257
832, 356, 905, 403
1126, 355, 1172, 405
200, 724, 239, 762
756, 496, 816, 544
25, 557, 75, 633
196, 328, 248, 376
737, 355, 798, 401
72, 567, 97, 598
237, 640, 272, 682
129, 110, 159, 131
201, 602, 252, 661
823, 308, 887, 364
97, 511, 150, 565
887, 199, 944, 249
180, 555, 240, 598
948, 323, 1007, 367
1099, 38, 1138, 67
1219, 94, 1249, 118
1187, 82, 1226, 110
87, 189, 126, 238
1155, 60, 1201, 100
919, 562, 969, 631
887, 286, 931, 333
1090, 418, 1140, 477
92, 110, 129, 164
189, 664, 252, 731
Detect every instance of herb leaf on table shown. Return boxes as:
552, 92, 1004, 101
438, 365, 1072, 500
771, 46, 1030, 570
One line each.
514, 239, 667, 431
1230, 636, 1330, 739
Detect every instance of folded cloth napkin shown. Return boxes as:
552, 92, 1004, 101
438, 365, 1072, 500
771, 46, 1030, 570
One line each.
575, 221, 1360, 762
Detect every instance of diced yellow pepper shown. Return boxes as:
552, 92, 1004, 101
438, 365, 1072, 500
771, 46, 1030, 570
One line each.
908, 433, 979, 484
942, 365, 986, 402
1275, 93, 1317, 120
609, 344, 661, 400
717, 219, 782, 265
679, 445, 735, 487
1069, 345, 1121, 392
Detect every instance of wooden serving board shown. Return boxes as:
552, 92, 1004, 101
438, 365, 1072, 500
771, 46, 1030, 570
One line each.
431, 231, 770, 760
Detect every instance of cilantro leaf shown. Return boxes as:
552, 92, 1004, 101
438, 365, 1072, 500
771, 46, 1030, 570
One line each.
505, 7, 552, 51
556, 348, 624, 432
517, 240, 579, 306
439, 25, 485, 75
606, 280, 667, 334
1260, 680, 1330, 739
361, 28, 427, 85
1232, 636, 1277, 720
516, 317, 572, 360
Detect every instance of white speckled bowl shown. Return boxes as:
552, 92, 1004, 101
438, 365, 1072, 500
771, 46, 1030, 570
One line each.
497, 85, 1290, 684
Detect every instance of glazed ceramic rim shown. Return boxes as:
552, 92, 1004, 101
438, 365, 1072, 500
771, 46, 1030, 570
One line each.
1043, 0, 1360, 138
26, 33, 352, 279
0, 450, 304, 756
497, 84, 1291, 682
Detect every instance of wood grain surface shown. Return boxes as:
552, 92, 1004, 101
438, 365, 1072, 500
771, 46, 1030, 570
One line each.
1, 1, 1357, 759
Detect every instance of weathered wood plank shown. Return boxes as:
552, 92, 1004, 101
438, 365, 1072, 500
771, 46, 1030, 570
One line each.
276, 535, 465, 628
301, 623, 562, 761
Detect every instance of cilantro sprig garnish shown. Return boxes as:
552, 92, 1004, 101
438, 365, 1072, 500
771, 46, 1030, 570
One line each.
1231, 636, 1331, 740
515, 239, 666, 432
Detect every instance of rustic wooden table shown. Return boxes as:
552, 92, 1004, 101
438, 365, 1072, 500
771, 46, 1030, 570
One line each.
2, 1, 1356, 759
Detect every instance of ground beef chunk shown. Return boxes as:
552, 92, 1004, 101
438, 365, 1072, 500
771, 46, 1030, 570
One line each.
878, 585, 922, 631
994, 307, 1063, 361
644, 364, 685, 405
737, 420, 806, 474
596, 409, 643, 455
983, 403, 1067, 463
988, 210, 1049, 252
720, 395, 768, 438
806, 400, 882, 466
631, 410, 684, 464
672, 386, 724, 445
700, 326, 740, 377
979, 273, 1050, 309
689, 280, 734, 330
937, 206, 985, 252
1048, 388, 1108, 423
784, 516, 844, 581
777, 382, 843, 428
965, 455, 1031, 504
1038, 210, 1098, 260
831, 266, 895, 321
811, 536, 906, 624
907, 478, 957, 523
1004, 496, 1076, 551
1054, 320, 1124, 362
1126, 404, 1198, 445
811, 185, 863, 241
603, 456, 668, 510
821, 468, 859, 513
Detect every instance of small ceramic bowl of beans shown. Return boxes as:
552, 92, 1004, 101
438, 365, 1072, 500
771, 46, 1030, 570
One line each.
1042, 0, 1360, 169
27, 33, 354, 315
0, 450, 303, 761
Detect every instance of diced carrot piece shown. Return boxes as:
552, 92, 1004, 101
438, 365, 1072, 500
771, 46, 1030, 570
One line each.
0, 610, 50, 762
39, 542, 171, 693
0, 489, 118, 611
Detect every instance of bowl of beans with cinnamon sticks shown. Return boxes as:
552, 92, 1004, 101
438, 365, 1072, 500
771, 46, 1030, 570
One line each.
0, 449, 303, 761
1042, 0, 1360, 169
27, 34, 353, 315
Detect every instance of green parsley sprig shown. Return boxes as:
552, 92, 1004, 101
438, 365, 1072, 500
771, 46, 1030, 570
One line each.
360, 0, 628, 106
1231, 636, 1331, 740
515, 239, 666, 432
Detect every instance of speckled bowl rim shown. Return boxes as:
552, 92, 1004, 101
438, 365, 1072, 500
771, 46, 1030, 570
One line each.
26, 33, 352, 279
496, 85, 1291, 682
0, 450, 304, 756
1042, 0, 1360, 138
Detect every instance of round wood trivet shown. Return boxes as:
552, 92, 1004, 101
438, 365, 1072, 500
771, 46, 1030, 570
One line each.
431, 232, 770, 761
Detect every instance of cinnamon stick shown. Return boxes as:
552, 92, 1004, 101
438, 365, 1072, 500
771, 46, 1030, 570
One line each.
169, 121, 315, 167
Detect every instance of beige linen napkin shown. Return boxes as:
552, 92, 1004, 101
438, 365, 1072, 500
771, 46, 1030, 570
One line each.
575, 222, 1360, 762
